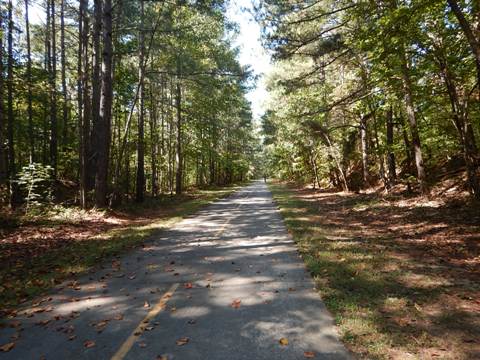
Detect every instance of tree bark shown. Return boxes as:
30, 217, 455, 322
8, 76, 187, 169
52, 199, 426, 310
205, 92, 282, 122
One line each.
360, 114, 369, 186
400, 47, 427, 193
79, 0, 90, 208
0, 9, 6, 183
95, 0, 113, 207
60, 0, 68, 150
50, 0, 58, 178
7, 0, 16, 206
447, 0, 480, 96
386, 106, 396, 187
150, 82, 158, 197
136, 0, 146, 202
438, 55, 480, 198
25, 0, 35, 162
175, 79, 183, 195
91, 0, 102, 179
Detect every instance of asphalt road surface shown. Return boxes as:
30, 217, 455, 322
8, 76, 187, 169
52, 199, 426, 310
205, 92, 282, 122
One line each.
0, 181, 352, 360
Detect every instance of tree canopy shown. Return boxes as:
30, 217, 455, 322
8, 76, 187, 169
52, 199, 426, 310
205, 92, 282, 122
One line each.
0, 0, 260, 208
257, 0, 480, 197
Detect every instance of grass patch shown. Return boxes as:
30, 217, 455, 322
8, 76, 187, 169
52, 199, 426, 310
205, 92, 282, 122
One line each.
269, 182, 480, 360
0, 184, 244, 312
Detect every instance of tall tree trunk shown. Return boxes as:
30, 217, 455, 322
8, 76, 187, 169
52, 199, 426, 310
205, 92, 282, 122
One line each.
447, 0, 480, 98
360, 114, 369, 186
25, 0, 34, 162
386, 106, 396, 187
50, 0, 58, 178
372, 108, 387, 189
175, 80, 183, 195
78, 0, 90, 208
7, 0, 16, 206
439, 57, 480, 197
91, 0, 102, 181
150, 83, 158, 197
60, 0, 68, 150
400, 47, 427, 193
0, 10, 5, 183
44, 0, 51, 166
160, 77, 165, 194
136, 0, 145, 202
310, 148, 320, 190
95, 0, 113, 207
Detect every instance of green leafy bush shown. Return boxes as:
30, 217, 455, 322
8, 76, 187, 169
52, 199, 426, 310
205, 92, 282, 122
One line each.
16, 163, 54, 211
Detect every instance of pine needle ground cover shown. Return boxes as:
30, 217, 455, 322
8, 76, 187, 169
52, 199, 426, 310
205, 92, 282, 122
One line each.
0, 185, 243, 313
269, 183, 480, 360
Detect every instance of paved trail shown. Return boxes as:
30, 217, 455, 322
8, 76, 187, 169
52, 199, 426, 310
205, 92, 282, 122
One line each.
1, 181, 351, 360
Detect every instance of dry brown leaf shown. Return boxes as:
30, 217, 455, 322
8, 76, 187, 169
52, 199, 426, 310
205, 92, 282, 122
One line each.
279, 337, 289, 346
0, 342, 15, 352
176, 337, 189, 346
304, 351, 315, 358
84, 340, 96, 348
184, 283, 193, 289
95, 320, 108, 328
9, 320, 21, 328
231, 299, 241, 309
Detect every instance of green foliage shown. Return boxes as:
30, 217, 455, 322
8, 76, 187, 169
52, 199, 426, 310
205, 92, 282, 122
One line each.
257, 0, 480, 193
16, 163, 54, 211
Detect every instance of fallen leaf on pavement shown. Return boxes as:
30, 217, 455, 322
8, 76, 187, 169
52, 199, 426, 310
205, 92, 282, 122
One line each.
114, 314, 124, 321
176, 337, 189, 346
0, 342, 15, 352
94, 320, 108, 332
184, 283, 193, 289
144, 301, 150, 308
231, 299, 241, 309
35, 320, 50, 326
304, 351, 315, 358
279, 338, 289, 346
84, 340, 96, 348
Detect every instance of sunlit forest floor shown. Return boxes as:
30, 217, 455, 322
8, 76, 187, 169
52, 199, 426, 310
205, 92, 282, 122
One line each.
0, 185, 243, 313
270, 181, 480, 360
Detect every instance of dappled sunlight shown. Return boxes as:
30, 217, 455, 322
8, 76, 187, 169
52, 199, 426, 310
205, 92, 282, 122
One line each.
0, 182, 352, 360
271, 183, 480, 359
53, 296, 117, 314
170, 306, 211, 319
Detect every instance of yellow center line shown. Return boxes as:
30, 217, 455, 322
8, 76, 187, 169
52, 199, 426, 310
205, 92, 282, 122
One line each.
111, 283, 179, 360
214, 200, 244, 237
